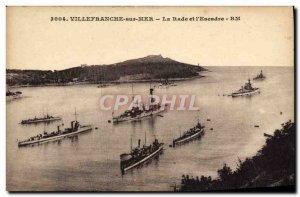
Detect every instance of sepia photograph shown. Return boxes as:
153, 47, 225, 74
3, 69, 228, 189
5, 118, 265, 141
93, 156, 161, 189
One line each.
6, 6, 295, 192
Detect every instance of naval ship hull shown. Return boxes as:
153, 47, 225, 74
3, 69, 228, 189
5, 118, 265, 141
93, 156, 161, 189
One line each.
18, 126, 92, 147
113, 108, 166, 124
21, 117, 61, 124
173, 128, 204, 147
253, 77, 266, 81
231, 88, 260, 97
121, 144, 164, 173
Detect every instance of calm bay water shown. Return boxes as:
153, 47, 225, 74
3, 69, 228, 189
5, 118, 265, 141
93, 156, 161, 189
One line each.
7, 66, 294, 191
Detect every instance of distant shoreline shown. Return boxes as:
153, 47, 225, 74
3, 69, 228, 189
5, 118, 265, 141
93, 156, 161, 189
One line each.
7, 74, 205, 89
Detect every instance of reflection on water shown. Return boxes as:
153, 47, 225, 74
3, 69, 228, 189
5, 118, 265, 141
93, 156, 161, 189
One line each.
7, 66, 294, 191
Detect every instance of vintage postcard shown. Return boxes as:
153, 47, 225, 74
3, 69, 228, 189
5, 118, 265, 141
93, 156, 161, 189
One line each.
6, 6, 295, 192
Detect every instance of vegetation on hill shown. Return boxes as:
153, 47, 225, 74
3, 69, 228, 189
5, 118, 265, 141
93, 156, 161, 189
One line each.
180, 121, 295, 192
6, 55, 206, 86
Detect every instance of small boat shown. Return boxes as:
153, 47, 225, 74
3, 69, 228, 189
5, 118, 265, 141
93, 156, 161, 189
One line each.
172, 122, 205, 147
254, 125, 259, 128
20, 114, 61, 124
264, 133, 272, 138
120, 137, 164, 173
253, 70, 266, 80
231, 79, 260, 97
6, 90, 22, 101
18, 120, 92, 147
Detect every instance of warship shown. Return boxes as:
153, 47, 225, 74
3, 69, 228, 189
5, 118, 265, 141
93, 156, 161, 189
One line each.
231, 79, 260, 97
6, 90, 22, 101
18, 120, 92, 147
20, 114, 61, 124
18, 110, 92, 147
173, 122, 205, 147
120, 137, 164, 173
112, 86, 166, 123
253, 70, 266, 80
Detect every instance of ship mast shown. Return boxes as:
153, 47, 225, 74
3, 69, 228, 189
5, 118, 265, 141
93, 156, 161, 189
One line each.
131, 83, 134, 99
179, 126, 181, 137
131, 83, 134, 106
74, 107, 78, 122
197, 109, 200, 124
130, 135, 133, 152
144, 130, 147, 145
43, 122, 46, 134
148, 82, 154, 109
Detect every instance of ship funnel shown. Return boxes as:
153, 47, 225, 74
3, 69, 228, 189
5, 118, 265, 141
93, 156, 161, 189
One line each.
150, 88, 154, 95
71, 121, 74, 130
138, 139, 141, 147
57, 126, 60, 132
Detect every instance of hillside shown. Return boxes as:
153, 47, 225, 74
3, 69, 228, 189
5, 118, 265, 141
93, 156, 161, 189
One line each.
6, 55, 206, 86
180, 121, 295, 192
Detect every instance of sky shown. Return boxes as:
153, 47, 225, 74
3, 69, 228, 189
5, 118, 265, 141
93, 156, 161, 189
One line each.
6, 6, 294, 70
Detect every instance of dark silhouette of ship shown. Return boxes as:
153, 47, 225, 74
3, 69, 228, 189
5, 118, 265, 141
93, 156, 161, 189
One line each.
231, 79, 260, 97
112, 86, 167, 123
18, 110, 92, 147
120, 136, 164, 173
18, 120, 92, 147
253, 70, 266, 80
173, 122, 205, 147
6, 90, 22, 101
20, 114, 61, 124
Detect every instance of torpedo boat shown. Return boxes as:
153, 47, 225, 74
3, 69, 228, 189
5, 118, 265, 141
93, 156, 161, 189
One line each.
173, 122, 205, 147
18, 120, 92, 147
120, 137, 164, 173
20, 114, 61, 124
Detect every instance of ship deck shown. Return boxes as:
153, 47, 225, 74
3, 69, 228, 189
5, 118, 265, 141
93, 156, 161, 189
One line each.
173, 128, 204, 145
122, 145, 164, 172
18, 126, 92, 147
